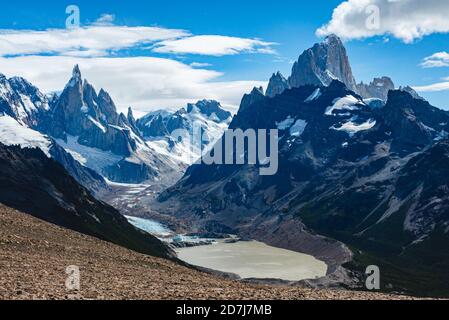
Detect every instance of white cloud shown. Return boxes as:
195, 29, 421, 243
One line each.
93, 14, 116, 26
190, 62, 212, 68
317, 0, 449, 43
0, 25, 188, 57
0, 55, 265, 115
0, 17, 274, 116
153, 35, 276, 56
0, 25, 276, 58
413, 81, 449, 92
421, 52, 449, 68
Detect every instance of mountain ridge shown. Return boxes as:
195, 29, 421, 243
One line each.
0, 143, 174, 259
153, 78, 449, 296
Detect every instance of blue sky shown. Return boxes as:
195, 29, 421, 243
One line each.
0, 0, 448, 115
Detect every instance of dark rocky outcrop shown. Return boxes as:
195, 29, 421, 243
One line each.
49, 142, 108, 195
0, 143, 174, 259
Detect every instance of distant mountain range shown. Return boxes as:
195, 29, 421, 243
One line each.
153, 36, 449, 296
0, 66, 231, 187
0, 64, 230, 260
1, 33, 448, 297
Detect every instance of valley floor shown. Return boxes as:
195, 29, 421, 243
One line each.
0, 204, 418, 300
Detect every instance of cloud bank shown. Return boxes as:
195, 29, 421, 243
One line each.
421, 52, 449, 68
0, 17, 274, 115
0, 55, 266, 116
153, 35, 276, 56
0, 26, 188, 57
413, 81, 449, 93
317, 0, 449, 43
0, 25, 276, 58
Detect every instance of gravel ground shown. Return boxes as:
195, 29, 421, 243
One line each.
0, 204, 419, 300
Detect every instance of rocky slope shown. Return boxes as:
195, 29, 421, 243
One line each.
150, 36, 449, 297
0, 204, 418, 300
0, 143, 173, 259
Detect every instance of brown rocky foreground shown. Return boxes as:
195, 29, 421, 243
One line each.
0, 204, 419, 300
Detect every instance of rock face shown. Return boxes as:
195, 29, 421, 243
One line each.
51, 66, 187, 184
49, 65, 136, 157
286, 36, 398, 101
0, 143, 174, 259
49, 142, 108, 195
154, 79, 449, 296
289, 35, 357, 92
266, 72, 290, 98
357, 76, 395, 101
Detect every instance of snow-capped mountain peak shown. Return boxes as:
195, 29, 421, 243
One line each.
136, 100, 232, 166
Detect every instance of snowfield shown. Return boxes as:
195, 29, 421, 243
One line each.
0, 115, 51, 156
290, 119, 308, 137
56, 135, 122, 173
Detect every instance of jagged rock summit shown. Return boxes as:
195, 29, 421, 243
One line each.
356, 76, 395, 101
289, 34, 358, 92
266, 72, 290, 98
266, 35, 398, 101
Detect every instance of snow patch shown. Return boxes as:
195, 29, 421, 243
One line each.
325, 95, 362, 116
19, 94, 37, 113
56, 135, 122, 173
276, 116, 295, 130
305, 88, 321, 102
290, 119, 307, 137
81, 103, 89, 113
88, 116, 106, 133
435, 130, 449, 141
0, 115, 51, 156
332, 119, 376, 137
